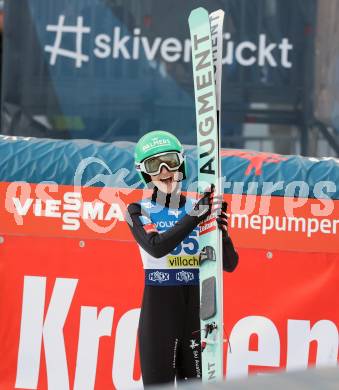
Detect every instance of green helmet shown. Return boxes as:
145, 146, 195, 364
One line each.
135, 130, 187, 185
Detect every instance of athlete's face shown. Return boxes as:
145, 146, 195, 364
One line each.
151, 166, 181, 194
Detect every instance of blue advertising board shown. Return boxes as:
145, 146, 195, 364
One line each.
2, 0, 315, 144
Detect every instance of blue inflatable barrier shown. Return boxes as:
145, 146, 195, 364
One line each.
0, 135, 338, 199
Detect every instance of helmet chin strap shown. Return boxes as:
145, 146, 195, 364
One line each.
152, 186, 182, 208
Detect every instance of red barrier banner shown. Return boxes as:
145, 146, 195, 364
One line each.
0, 182, 338, 389
0, 236, 143, 390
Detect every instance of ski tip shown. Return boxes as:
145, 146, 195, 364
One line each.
210, 9, 225, 18
188, 7, 209, 25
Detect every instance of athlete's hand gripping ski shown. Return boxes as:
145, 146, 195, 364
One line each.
190, 184, 223, 222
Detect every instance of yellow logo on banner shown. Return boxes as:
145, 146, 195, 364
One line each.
167, 255, 199, 268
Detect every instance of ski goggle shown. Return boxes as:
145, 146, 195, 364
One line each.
136, 151, 184, 176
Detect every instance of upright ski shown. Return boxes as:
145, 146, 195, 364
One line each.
188, 7, 225, 383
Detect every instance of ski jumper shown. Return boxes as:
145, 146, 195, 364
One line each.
127, 188, 238, 387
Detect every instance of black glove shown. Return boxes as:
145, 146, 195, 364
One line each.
190, 185, 223, 223
216, 201, 229, 237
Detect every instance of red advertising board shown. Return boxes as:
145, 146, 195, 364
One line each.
0, 182, 338, 389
